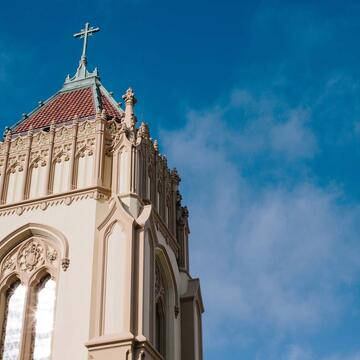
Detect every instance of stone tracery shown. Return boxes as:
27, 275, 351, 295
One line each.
0, 236, 60, 360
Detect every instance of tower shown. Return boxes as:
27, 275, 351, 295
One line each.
0, 23, 204, 360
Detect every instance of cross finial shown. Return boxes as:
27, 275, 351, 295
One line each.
73, 22, 100, 66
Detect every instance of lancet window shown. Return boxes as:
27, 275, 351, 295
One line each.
1, 282, 26, 359
155, 262, 166, 356
0, 237, 60, 359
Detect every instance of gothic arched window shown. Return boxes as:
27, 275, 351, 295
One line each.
31, 276, 56, 360
1, 281, 26, 359
155, 263, 166, 356
0, 237, 61, 359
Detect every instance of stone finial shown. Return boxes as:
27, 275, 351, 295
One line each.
139, 122, 150, 139
153, 139, 159, 152
122, 87, 137, 105
122, 87, 137, 128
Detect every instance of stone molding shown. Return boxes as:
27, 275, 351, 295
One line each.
0, 186, 110, 217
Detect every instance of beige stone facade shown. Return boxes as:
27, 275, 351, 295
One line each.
0, 53, 204, 359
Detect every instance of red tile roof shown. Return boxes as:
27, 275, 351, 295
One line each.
101, 92, 120, 118
13, 86, 122, 134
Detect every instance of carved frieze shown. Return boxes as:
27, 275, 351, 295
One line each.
7, 153, 26, 173
10, 137, 27, 152
55, 126, 73, 143
78, 121, 96, 138
33, 131, 50, 147
76, 138, 95, 157
30, 150, 48, 168
53, 144, 71, 162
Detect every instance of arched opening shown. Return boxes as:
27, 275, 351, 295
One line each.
155, 262, 166, 356
28, 160, 47, 199
4, 165, 23, 204
0, 223, 68, 359
31, 275, 56, 360
1, 281, 27, 359
51, 153, 71, 194
75, 147, 94, 189
153, 252, 179, 358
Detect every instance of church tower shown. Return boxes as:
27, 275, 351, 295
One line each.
0, 23, 204, 360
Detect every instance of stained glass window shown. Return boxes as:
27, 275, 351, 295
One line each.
32, 277, 56, 360
2, 282, 27, 360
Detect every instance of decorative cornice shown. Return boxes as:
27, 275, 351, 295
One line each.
0, 186, 110, 217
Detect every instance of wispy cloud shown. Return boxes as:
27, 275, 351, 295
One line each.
161, 86, 360, 358
282, 345, 312, 360
324, 353, 360, 360
282, 345, 360, 360
228, 89, 317, 161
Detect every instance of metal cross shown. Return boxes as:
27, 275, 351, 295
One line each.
73, 22, 100, 64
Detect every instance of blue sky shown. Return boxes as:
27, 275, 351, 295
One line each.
1, 0, 360, 359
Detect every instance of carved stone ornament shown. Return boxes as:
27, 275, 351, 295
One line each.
0, 238, 63, 281
18, 240, 45, 272
2, 255, 16, 273
40, 202, 48, 211
78, 122, 95, 137
61, 258, 70, 271
36, 132, 49, 146
47, 248, 58, 262
16, 207, 24, 216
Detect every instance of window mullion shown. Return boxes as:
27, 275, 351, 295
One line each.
19, 284, 35, 360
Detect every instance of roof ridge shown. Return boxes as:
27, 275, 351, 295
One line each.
92, 81, 102, 113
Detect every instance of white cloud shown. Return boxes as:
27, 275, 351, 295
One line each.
324, 353, 360, 360
270, 109, 317, 160
281, 346, 360, 360
228, 89, 317, 160
161, 88, 360, 356
282, 345, 312, 360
